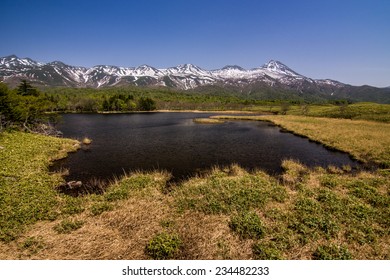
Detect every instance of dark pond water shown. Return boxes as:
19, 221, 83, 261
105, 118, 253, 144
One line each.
51, 113, 359, 182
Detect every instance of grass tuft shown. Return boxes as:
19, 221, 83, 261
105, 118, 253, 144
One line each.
19, 236, 46, 255
53, 219, 84, 234
229, 211, 265, 239
252, 242, 282, 260
312, 244, 352, 260
145, 232, 182, 260
90, 202, 114, 216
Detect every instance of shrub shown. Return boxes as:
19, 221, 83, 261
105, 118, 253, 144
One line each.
137, 97, 156, 111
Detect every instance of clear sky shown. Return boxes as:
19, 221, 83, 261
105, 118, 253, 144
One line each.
1, 0, 389, 87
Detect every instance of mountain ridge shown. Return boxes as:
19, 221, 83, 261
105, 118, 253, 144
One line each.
1, 55, 389, 103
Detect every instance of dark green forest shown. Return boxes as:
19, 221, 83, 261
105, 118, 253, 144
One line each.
1, 80, 369, 131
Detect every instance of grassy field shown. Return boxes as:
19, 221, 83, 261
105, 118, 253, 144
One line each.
0, 115, 389, 259
251, 102, 390, 123
0, 132, 79, 242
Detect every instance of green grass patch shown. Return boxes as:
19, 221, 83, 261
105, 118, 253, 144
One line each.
252, 242, 282, 260
53, 219, 84, 234
19, 236, 46, 255
175, 167, 287, 214
145, 232, 182, 260
0, 132, 79, 241
90, 201, 114, 216
288, 197, 340, 242
312, 244, 352, 260
61, 196, 85, 215
280, 102, 390, 123
229, 211, 265, 239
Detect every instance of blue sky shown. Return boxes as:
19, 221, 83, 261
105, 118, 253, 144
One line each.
1, 0, 389, 87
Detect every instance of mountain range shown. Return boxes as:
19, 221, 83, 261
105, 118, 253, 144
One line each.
1, 55, 389, 103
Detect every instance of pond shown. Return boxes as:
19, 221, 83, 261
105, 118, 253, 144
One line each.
51, 113, 359, 182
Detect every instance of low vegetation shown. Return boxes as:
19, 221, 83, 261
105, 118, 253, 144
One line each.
145, 232, 183, 260
53, 219, 84, 234
0, 132, 79, 242
289, 102, 390, 123
193, 118, 224, 124
0, 129, 388, 259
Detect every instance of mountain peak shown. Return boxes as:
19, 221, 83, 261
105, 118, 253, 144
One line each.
49, 61, 67, 67
263, 60, 301, 77
136, 64, 155, 70
177, 63, 200, 70
0, 55, 40, 67
264, 60, 288, 70
221, 65, 245, 71
6, 54, 18, 59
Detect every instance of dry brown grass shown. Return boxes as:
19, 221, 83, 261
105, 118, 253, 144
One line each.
82, 137, 92, 145
193, 118, 224, 124
1, 161, 388, 260
1, 194, 171, 260
174, 212, 254, 259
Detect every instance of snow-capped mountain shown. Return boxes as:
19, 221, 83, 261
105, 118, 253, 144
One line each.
1, 55, 389, 103
0, 54, 339, 89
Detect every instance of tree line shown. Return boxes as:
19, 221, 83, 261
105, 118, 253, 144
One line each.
0, 81, 158, 131
1, 80, 357, 132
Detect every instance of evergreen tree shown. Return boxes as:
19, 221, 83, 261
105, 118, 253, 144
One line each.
0, 81, 49, 130
16, 80, 39, 96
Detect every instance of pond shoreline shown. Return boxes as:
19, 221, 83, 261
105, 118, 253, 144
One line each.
51, 112, 360, 183
212, 115, 390, 168
52, 109, 268, 115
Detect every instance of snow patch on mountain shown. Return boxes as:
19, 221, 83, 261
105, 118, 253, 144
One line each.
0, 55, 347, 91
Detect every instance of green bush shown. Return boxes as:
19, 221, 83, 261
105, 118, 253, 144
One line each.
137, 97, 156, 111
